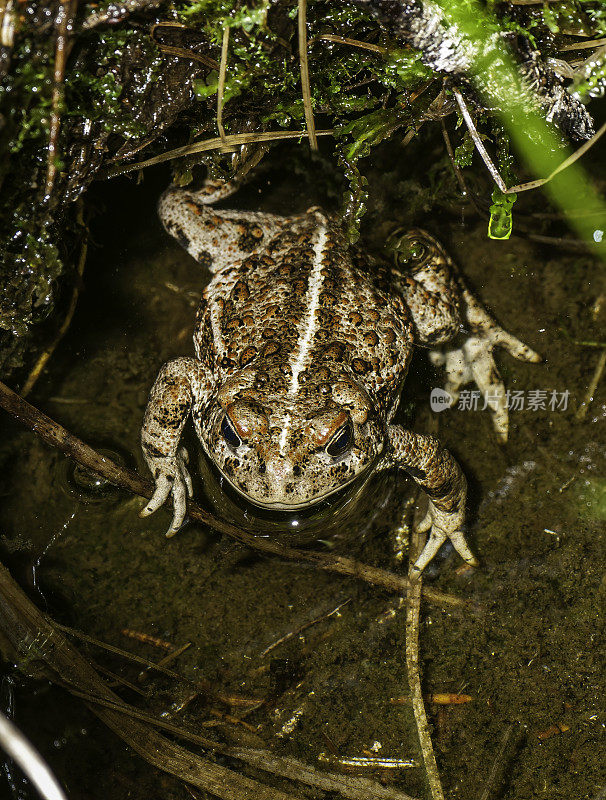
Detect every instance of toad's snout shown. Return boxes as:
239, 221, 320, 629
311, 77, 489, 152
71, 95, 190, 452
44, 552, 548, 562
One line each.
266, 454, 293, 483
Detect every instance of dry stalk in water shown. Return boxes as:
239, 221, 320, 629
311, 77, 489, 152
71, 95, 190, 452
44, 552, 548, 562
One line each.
575, 348, 606, 421
405, 518, 445, 800
46, 0, 78, 201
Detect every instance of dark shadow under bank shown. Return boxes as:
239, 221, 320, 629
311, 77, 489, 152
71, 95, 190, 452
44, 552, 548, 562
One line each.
0, 137, 604, 800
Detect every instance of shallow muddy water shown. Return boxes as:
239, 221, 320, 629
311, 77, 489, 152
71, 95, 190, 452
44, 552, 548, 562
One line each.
0, 139, 605, 800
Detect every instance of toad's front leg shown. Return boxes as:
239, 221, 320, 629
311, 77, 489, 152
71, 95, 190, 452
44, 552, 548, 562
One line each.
385, 425, 478, 578
140, 357, 213, 536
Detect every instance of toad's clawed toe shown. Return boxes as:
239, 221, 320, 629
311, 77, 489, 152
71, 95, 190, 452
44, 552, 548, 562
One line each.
410, 501, 477, 578
140, 451, 191, 537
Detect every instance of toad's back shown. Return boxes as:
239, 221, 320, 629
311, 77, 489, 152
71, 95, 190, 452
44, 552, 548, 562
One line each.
195, 208, 414, 418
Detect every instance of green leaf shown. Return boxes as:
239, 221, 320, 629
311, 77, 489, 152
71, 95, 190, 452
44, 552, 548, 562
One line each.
488, 188, 516, 240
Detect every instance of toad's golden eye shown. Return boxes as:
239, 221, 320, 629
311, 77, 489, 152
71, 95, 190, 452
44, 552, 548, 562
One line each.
326, 421, 353, 458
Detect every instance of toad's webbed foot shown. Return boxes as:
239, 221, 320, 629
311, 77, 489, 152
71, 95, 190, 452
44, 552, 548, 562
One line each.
140, 447, 193, 537
386, 425, 477, 577
430, 287, 541, 442
411, 501, 478, 579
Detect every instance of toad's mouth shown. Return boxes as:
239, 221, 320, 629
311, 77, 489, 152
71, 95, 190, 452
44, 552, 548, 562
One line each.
209, 456, 380, 518
198, 449, 387, 541
218, 468, 360, 511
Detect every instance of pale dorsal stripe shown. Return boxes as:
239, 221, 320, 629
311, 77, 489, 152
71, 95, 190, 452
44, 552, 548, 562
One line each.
288, 217, 327, 398
277, 215, 327, 454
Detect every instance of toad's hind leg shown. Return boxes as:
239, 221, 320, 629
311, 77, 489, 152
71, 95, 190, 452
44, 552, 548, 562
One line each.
391, 229, 540, 441
390, 228, 463, 346
159, 179, 289, 274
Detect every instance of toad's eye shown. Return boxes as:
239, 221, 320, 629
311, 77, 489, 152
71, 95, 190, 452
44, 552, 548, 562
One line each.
326, 422, 353, 458
408, 239, 428, 261
221, 415, 242, 449
387, 230, 430, 268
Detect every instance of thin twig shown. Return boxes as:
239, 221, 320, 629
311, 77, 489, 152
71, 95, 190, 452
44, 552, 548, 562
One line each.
56, 623, 257, 707
298, 0, 318, 150
21, 217, 88, 398
558, 325, 606, 348
91, 661, 148, 696
508, 120, 606, 194
477, 723, 519, 800
574, 348, 606, 421
559, 37, 606, 52
453, 89, 507, 191
66, 687, 223, 750
153, 41, 219, 68
54, 621, 221, 692
309, 34, 386, 54
156, 641, 192, 667
406, 521, 445, 800
453, 88, 606, 195
150, 21, 220, 70
441, 120, 468, 195
0, 381, 467, 610
217, 26, 231, 146
138, 641, 192, 682
260, 598, 352, 657
521, 233, 590, 251
104, 129, 334, 178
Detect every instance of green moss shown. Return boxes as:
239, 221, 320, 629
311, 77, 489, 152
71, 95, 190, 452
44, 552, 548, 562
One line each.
1, 0, 605, 373
5, 40, 54, 156
0, 205, 63, 337
542, 1, 592, 36
65, 29, 163, 138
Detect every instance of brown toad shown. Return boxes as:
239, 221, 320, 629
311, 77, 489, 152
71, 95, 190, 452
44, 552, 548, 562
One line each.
141, 180, 539, 576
